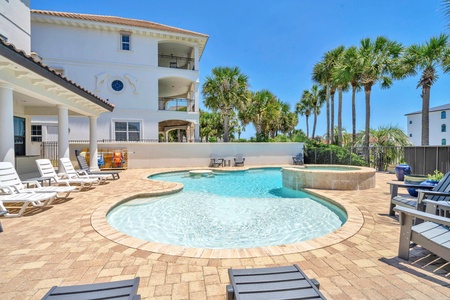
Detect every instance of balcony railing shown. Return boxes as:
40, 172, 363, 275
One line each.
158, 98, 195, 112
158, 54, 194, 70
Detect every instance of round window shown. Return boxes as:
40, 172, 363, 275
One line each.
111, 80, 124, 92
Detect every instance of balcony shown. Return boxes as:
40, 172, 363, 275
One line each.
159, 97, 195, 112
158, 42, 196, 70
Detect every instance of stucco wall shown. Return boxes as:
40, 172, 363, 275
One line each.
0, 0, 31, 53
69, 142, 304, 168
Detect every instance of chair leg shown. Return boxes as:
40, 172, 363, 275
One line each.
226, 285, 234, 300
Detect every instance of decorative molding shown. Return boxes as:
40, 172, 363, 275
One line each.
95, 72, 110, 93
124, 73, 139, 94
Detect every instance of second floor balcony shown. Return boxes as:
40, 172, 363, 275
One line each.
158, 97, 195, 112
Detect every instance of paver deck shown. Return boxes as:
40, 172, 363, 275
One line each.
0, 167, 449, 299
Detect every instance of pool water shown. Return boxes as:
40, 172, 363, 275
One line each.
107, 168, 347, 249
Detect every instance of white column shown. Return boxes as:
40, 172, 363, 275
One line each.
194, 123, 200, 142
194, 45, 199, 71
58, 105, 69, 173
0, 83, 15, 166
89, 116, 99, 171
194, 81, 199, 113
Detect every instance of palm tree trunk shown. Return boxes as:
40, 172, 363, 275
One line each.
326, 84, 330, 144
223, 113, 229, 142
338, 87, 343, 146
312, 112, 318, 138
351, 85, 357, 143
330, 90, 335, 144
364, 86, 371, 164
305, 116, 309, 138
422, 86, 431, 146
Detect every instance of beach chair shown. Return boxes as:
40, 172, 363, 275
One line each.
36, 159, 96, 191
388, 171, 450, 216
226, 264, 325, 300
112, 150, 125, 168
0, 190, 56, 218
209, 154, 224, 167
76, 154, 120, 180
234, 154, 245, 167
0, 209, 8, 232
0, 162, 75, 199
292, 153, 304, 165
42, 277, 141, 300
60, 158, 108, 184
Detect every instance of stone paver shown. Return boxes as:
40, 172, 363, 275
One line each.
0, 167, 449, 299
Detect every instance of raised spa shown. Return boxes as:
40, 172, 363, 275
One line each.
282, 165, 376, 190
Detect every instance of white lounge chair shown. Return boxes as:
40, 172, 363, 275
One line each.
59, 158, 108, 184
0, 189, 56, 218
0, 162, 76, 199
35, 159, 96, 191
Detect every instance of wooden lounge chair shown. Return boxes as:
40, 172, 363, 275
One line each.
226, 264, 326, 300
36, 159, 96, 191
210, 154, 224, 167
394, 200, 450, 262
76, 154, 120, 180
387, 171, 450, 216
0, 162, 76, 199
234, 154, 245, 167
42, 277, 141, 300
60, 158, 109, 184
292, 153, 304, 165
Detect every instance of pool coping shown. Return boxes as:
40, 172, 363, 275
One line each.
89, 167, 364, 258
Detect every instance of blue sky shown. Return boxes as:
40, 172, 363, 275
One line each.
31, 1, 450, 139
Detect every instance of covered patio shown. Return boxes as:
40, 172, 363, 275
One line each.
0, 40, 114, 173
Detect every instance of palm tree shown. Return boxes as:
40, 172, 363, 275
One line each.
398, 34, 450, 145
312, 46, 344, 144
202, 66, 249, 142
308, 85, 326, 139
358, 37, 403, 152
240, 90, 280, 141
278, 101, 298, 135
296, 90, 313, 138
444, 0, 450, 27
334, 46, 362, 144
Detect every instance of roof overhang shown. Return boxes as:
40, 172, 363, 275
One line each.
31, 11, 209, 59
0, 40, 114, 117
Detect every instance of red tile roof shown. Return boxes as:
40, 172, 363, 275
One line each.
31, 10, 208, 38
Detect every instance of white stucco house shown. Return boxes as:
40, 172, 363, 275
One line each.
406, 103, 450, 146
30, 10, 208, 143
0, 1, 114, 173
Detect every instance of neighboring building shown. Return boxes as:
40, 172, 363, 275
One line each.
0, 1, 114, 172
406, 103, 450, 146
30, 10, 209, 142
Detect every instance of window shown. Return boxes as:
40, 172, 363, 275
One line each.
0, 33, 7, 42
442, 139, 447, 146
409, 120, 412, 124
442, 111, 447, 119
14, 117, 25, 156
111, 79, 124, 92
442, 124, 446, 132
114, 121, 140, 141
31, 125, 42, 142
409, 134, 412, 137
120, 33, 131, 51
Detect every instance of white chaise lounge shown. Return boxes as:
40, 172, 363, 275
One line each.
59, 158, 108, 184
36, 159, 96, 191
0, 188, 56, 218
0, 162, 76, 199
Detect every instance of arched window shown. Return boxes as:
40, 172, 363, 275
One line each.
442, 139, 447, 146
442, 124, 447, 132
442, 111, 447, 119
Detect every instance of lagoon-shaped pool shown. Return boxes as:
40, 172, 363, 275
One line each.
107, 168, 347, 249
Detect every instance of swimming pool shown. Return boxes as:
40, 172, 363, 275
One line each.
107, 168, 347, 249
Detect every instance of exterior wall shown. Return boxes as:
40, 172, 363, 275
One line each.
407, 109, 450, 146
31, 21, 201, 141
68, 142, 305, 168
0, 0, 31, 53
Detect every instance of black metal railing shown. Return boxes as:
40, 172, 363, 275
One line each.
158, 98, 194, 112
